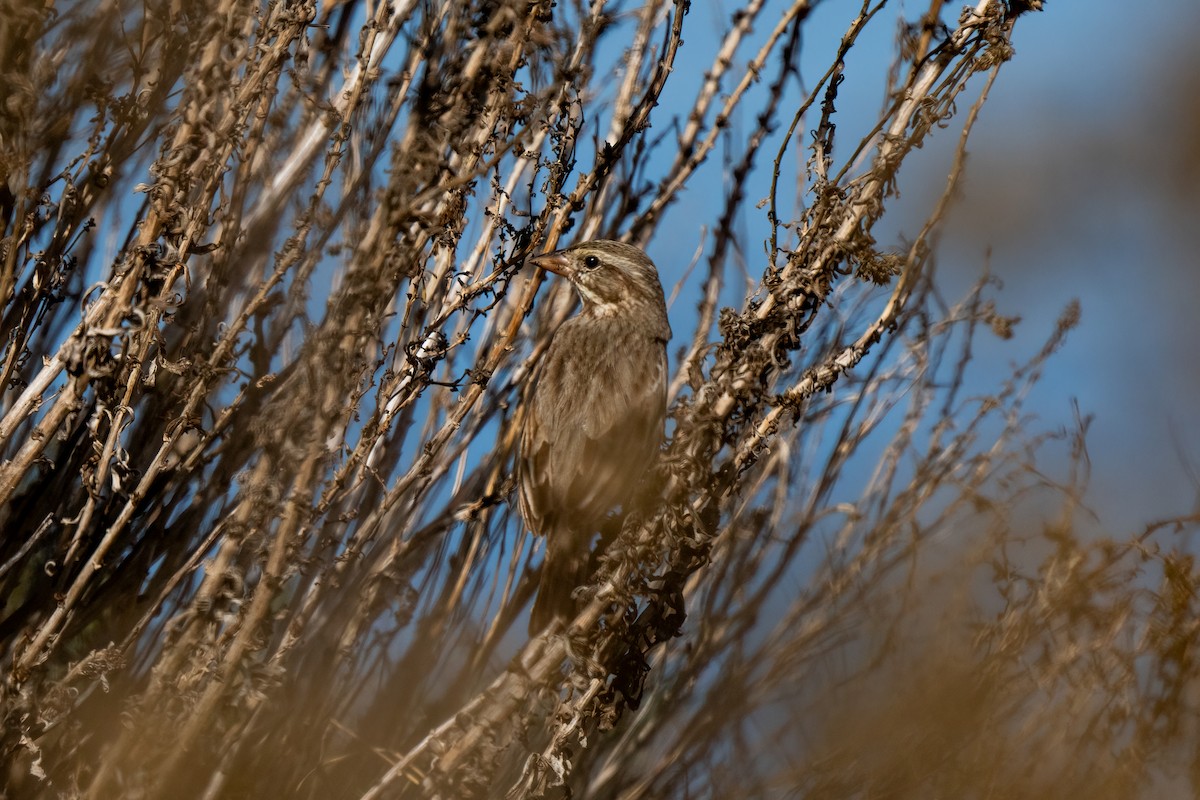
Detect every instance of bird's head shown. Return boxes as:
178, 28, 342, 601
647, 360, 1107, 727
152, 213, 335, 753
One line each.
527, 240, 669, 334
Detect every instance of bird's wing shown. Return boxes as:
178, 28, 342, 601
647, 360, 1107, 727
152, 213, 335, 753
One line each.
518, 406, 556, 537
556, 338, 667, 522
519, 322, 667, 534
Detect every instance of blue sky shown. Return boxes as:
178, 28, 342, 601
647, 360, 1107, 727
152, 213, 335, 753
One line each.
637, 0, 1200, 535
932, 0, 1200, 531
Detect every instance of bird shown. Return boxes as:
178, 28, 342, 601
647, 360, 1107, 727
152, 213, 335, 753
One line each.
518, 240, 671, 633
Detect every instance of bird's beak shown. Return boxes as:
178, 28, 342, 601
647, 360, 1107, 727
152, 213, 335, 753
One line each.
527, 250, 571, 277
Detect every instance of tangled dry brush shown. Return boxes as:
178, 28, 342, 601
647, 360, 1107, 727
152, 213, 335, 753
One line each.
1, 1, 1197, 798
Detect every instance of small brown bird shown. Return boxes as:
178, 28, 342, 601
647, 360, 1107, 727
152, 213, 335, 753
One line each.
519, 240, 671, 632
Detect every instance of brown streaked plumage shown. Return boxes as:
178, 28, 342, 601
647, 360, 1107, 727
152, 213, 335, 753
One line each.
519, 240, 671, 633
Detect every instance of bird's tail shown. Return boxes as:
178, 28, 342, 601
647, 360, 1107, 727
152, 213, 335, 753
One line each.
529, 528, 590, 634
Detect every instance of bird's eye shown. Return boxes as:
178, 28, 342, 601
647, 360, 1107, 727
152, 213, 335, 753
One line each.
582, 255, 601, 270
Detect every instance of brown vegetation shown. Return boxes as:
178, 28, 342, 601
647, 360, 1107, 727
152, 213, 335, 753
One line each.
1, 1, 1197, 798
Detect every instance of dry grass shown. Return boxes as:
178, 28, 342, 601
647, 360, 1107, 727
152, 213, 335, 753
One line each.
2, 1, 1197, 798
